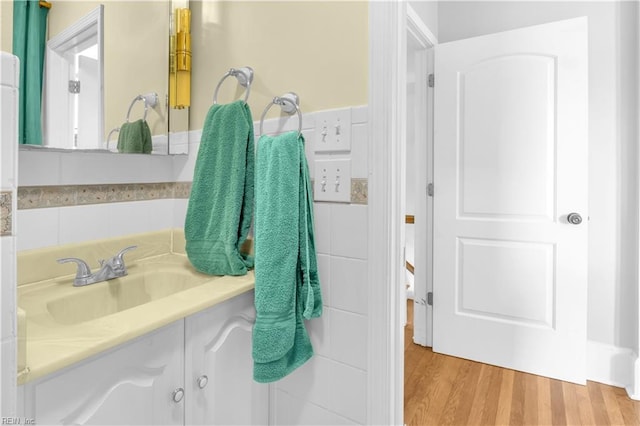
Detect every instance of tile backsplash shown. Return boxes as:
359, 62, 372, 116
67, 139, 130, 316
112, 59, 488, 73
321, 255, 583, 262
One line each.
1, 191, 11, 236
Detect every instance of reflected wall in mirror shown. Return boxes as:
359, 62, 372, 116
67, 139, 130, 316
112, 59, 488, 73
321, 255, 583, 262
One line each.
1, 0, 189, 155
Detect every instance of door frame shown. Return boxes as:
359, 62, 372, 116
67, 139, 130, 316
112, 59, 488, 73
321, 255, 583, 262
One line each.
367, 2, 437, 424
406, 6, 437, 348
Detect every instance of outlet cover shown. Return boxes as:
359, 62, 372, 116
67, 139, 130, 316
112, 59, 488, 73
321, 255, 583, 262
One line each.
314, 159, 351, 203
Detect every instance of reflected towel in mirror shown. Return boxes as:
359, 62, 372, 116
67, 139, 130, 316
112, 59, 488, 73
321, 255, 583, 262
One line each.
117, 119, 152, 154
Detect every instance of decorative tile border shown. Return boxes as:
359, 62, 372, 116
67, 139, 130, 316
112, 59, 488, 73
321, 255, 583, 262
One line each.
18, 182, 192, 210
17, 178, 368, 210
1, 191, 12, 236
351, 178, 368, 205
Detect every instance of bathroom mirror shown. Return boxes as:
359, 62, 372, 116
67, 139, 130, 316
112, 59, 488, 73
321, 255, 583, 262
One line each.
18, 0, 189, 155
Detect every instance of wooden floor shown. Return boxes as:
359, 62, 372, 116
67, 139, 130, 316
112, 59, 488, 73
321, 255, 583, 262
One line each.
404, 301, 640, 425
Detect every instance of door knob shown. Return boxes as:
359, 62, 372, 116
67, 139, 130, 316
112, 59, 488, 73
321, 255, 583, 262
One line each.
567, 213, 582, 225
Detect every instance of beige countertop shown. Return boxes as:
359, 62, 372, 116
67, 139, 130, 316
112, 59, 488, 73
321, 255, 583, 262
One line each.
17, 230, 254, 385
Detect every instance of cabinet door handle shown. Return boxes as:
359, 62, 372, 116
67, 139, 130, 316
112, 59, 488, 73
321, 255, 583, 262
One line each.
172, 387, 185, 403
197, 375, 209, 389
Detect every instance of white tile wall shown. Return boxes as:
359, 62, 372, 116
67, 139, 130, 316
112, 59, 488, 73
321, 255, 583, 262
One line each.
274, 389, 357, 425
1, 51, 19, 417
330, 204, 368, 259
16, 208, 60, 251
18, 199, 176, 251
330, 257, 368, 315
0, 238, 16, 341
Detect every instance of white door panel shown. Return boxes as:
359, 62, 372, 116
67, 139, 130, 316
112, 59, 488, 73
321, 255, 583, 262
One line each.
433, 17, 588, 384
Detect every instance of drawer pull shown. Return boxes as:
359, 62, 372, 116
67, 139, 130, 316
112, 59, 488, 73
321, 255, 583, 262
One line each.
172, 387, 185, 403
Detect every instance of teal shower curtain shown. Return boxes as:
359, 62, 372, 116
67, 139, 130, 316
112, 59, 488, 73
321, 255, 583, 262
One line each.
13, 0, 49, 145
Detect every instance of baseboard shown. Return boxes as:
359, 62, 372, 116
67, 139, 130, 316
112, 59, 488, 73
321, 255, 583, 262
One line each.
587, 340, 636, 398
626, 355, 640, 401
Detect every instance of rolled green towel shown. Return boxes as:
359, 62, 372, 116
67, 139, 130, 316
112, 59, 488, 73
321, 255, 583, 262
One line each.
253, 131, 322, 383
185, 100, 254, 276
117, 119, 152, 154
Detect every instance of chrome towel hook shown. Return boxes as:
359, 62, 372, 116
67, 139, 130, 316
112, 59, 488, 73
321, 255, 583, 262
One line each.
213, 66, 254, 105
259, 92, 302, 137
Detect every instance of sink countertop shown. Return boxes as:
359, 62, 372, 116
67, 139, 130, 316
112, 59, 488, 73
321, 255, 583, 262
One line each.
17, 230, 254, 385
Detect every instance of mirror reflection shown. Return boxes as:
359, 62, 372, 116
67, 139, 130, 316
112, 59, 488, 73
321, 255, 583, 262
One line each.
7, 0, 189, 155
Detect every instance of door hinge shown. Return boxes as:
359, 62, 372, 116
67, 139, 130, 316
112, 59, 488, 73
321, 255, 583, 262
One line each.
427, 292, 433, 306
68, 80, 81, 94
427, 183, 434, 197
428, 74, 434, 88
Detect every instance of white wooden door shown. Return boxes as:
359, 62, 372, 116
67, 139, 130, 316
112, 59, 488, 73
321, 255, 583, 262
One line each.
433, 17, 588, 384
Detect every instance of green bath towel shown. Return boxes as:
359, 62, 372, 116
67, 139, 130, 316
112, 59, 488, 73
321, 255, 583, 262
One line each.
252, 131, 322, 383
117, 119, 152, 154
184, 100, 254, 276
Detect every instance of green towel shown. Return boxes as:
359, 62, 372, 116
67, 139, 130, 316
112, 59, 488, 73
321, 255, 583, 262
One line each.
252, 131, 322, 383
185, 100, 254, 276
117, 119, 152, 154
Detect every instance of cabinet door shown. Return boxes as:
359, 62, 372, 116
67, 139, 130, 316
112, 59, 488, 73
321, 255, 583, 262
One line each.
185, 291, 269, 425
30, 321, 184, 425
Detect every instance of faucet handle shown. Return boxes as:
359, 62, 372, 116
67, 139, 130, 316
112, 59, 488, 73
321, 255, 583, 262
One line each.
116, 245, 137, 260
57, 257, 92, 279
110, 246, 137, 273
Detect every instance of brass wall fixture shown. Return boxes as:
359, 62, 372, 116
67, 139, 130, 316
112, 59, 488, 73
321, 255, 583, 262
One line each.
170, 7, 191, 109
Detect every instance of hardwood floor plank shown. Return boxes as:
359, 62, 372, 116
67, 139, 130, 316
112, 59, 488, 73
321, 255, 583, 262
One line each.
537, 375, 552, 426
600, 384, 625, 426
411, 355, 465, 426
562, 381, 582, 426
509, 371, 525, 426
615, 386, 640, 425
549, 379, 567, 426
586, 381, 611, 426
495, 368, 515, 425
574, 382, 597, 425
480, 365, 503, 426
522, 373, 539, 426
448, 360, 483, 425
467, 364, 496, 426
404, 347, 440, 422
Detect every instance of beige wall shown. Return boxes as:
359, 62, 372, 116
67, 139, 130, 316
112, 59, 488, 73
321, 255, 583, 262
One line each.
1, 1, 13, 53
190, 1, 368, 129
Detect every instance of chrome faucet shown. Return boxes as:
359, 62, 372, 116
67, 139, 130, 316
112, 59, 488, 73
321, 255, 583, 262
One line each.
57, 246, 137, 287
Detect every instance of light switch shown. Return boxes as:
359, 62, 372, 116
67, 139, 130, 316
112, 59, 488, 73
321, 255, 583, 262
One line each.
314, 108, 351, 153
314, 159, 351, 203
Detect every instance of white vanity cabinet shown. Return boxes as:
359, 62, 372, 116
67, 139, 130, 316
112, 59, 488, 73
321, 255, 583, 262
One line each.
20, 291, 268, 425
24, 321, 185, 425
185, 291, 269, 425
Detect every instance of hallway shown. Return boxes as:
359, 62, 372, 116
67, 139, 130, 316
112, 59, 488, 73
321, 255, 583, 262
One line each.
404, 302, 640, 425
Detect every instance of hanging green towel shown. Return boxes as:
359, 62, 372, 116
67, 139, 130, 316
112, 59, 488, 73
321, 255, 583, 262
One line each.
252, 131, 322, 383
117, 119, 152, 154
185, 100, 254, 276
